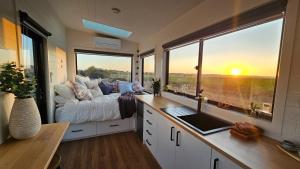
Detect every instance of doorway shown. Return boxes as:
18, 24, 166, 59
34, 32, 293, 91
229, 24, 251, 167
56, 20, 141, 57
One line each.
21, 27, 48, 123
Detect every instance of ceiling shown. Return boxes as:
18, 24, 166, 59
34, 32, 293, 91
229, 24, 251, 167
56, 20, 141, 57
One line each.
47, 0, 204, 42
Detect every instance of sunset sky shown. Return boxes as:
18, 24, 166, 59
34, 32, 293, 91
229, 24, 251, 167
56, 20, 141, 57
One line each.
169, 18, 283, 77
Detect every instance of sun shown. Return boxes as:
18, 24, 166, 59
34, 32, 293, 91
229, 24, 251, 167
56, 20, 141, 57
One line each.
231, 68, 241, 76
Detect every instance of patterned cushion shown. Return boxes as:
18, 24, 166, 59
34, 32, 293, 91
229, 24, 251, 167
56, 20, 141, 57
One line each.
86, 79, 103, 97
75, 75, 90, 86
99, 82, 113, 95
132, 81, 144, 93
72, 81, 93, 100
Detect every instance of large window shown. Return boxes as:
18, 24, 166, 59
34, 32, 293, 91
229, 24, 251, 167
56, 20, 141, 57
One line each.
167, 42, 199, 97
165, 14, 284, 119
142, 54, 155, 93
76, 50, 132, 81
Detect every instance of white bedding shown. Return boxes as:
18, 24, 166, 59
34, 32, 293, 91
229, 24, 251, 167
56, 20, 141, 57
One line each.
55, 93, 121, 124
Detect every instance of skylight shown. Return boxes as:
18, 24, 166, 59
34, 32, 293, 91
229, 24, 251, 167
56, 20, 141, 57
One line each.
82, 19, 132, 38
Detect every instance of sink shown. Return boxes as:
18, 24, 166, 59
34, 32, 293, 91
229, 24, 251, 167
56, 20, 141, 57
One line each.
161, 106, 232, 135
178, 113, 232, 135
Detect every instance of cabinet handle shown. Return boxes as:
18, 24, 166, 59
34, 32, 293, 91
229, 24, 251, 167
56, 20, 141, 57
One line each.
170, 127, 175, 141
146, 139, 152, 146
146, 110, 153, 114
176, 131, 181, 146
71, 129, 83, 133
146, 130, 152, 136
213, 158, 219, 169
146, 120, 152, 125
109, 124, 119, 127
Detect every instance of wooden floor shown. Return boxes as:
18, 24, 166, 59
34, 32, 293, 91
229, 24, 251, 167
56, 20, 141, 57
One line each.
58, 132, 161, 169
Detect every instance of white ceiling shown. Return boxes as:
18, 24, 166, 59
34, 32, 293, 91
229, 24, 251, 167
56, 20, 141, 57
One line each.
47, 0, 204, 42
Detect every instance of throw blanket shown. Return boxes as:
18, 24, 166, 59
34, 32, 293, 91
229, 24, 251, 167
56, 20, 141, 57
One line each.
118, 92, 136, 119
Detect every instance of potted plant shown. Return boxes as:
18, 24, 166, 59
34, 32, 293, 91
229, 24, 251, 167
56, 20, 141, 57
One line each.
152, 78, 161, 96
0, 62, 41, 139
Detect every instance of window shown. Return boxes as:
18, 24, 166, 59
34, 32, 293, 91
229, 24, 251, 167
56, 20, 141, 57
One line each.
76, 50, 132, 81
166, 42, 199, 97
142, 54, 155, 93
164, 7, 285, 120
201, 18, 283, 117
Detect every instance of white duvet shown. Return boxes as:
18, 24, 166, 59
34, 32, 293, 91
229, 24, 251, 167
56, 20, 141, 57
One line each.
55, 93, 121, 124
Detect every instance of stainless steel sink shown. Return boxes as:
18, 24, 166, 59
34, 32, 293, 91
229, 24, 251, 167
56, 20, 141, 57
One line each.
161, 106, 232, 135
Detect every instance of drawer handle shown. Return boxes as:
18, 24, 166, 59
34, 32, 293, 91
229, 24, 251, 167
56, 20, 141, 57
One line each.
176, 131, 181, 146
146, 110, 153, 114
146, 130, 152, 136
146, 139, 152, 146
170, 127, 175, 141
109, 124, 120, 127
146, 120, 152, 125
71, 129, 83, 133
213, 158, 219, 169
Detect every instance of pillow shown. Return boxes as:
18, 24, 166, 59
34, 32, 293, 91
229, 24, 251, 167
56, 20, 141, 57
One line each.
99, 82, 113, 95
75, 75, 90, 86
54, 84, 76, 100
102, 80, 119, 93
119, 82, 134, 94
86, 79, 103, 97
132, 81, 144, 93
54, 96, 78, 107
72, 82, 93, 100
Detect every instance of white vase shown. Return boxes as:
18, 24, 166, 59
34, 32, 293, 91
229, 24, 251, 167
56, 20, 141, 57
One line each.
9, 97, 41, 139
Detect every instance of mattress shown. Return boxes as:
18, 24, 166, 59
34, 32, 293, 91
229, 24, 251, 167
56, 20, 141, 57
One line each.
55, 93, 121, 124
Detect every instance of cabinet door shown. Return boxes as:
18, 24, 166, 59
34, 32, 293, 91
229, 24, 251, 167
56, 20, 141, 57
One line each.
211, 150, 242, 169
175, 128, 211, 169
156, 114, 176, 169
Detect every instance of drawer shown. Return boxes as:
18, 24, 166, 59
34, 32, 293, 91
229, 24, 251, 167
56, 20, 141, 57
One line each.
144, 115, 155, 131
144, 105, 156, 120
97, 118, 131, 135
63, 122, 97, 140
144, 129, 157, 156
143, 122, 155, 140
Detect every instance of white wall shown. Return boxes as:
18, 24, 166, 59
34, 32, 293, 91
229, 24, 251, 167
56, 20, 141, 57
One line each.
139, 0, 300, 142
66, 28, 139, 81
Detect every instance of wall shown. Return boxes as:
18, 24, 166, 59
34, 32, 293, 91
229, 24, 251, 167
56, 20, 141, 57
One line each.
15, 0, 67, 123
0, 0, 18, 144
66, 28, 139, 81
139, 0, 300, 142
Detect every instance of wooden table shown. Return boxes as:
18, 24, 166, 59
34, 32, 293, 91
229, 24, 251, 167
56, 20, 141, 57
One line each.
0, 122, 69, 169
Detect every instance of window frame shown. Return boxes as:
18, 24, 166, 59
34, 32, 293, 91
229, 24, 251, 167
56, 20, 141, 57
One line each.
163, 0, 287, 120
75, 49, 134, 82
140, 49, 155, 91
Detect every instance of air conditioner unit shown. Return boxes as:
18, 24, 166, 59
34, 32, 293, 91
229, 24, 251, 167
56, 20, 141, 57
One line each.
94, 37, 121, 49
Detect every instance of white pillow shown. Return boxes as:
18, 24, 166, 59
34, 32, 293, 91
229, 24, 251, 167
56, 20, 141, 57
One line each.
75, 75, 90, 86
86, 79, 103, 97
54, 84, 76, 100
54, 95, 78, 107
72, 82, 93, 100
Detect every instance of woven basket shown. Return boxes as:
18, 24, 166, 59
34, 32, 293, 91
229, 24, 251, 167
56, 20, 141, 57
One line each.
9, 97, 41, 139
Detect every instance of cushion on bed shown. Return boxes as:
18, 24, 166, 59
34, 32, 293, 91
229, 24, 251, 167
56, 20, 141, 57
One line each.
119, 81, 134, 94
54, 95, 79, 107
75, 75, 90, 86
99, 82, 113, 95
86, 79, 103, 97
54, 83, 76, 100
72, 82, 93, 100
132, 81, 144, 92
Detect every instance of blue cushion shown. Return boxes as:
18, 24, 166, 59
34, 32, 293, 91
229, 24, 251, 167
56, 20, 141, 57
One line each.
99, 82, 113, 95
119, 82, 134, 94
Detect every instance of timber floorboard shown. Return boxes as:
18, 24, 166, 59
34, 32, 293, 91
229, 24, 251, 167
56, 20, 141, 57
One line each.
58, 131, 161, 169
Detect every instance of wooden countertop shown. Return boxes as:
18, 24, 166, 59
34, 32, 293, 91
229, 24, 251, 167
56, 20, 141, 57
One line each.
0, 122, 69, 169
136, 95, 300, 169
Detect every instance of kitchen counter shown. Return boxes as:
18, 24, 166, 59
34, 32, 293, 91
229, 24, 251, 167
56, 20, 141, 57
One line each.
135, 95, 300, 169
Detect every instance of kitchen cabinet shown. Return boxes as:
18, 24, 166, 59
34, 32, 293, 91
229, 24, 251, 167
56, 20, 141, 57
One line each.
210, 150, 242, 169
156, 113, 211, 169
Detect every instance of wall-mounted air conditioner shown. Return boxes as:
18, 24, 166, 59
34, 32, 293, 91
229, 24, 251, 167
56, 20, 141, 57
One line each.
94, 37, 121, 49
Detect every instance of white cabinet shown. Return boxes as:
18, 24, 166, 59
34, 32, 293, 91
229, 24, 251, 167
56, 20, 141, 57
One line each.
156, 114, 176, 169
156, 113, 211, 169
175, 128, 211, 169
210, 150, 242, 169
